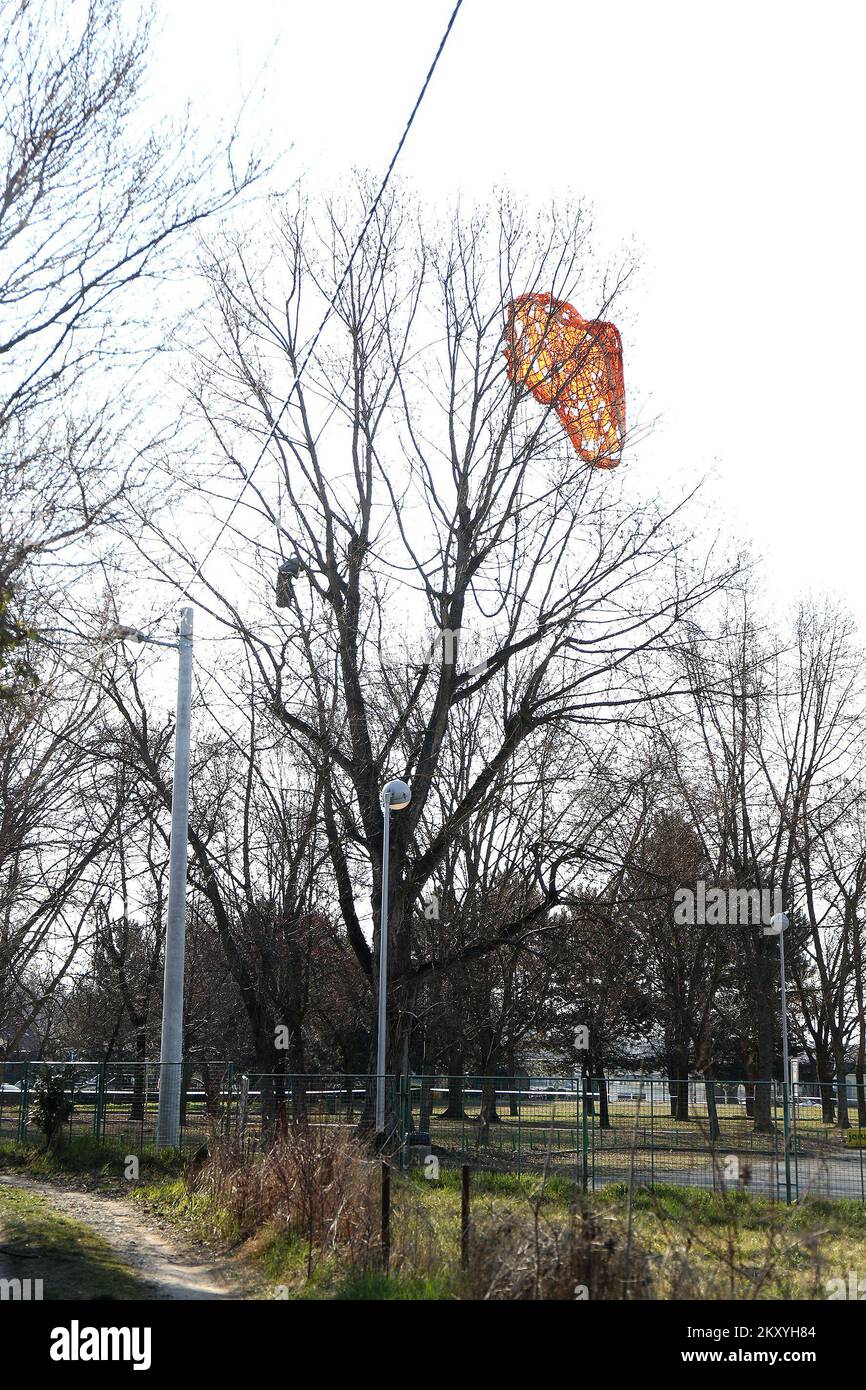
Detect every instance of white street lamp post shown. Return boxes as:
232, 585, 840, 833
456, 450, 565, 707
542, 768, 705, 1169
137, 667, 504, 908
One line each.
764, 910, 792, 1203
376, 778, 411, 1134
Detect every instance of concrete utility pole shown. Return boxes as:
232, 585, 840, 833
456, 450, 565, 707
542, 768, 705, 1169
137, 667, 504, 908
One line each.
156, 607, 194, 1148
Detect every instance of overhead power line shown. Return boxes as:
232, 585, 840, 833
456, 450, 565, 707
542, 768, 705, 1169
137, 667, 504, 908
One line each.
147, 0, 465, 634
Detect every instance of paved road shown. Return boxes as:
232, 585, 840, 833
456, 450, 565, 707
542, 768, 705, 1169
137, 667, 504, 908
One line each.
592, 1154, 866, 1200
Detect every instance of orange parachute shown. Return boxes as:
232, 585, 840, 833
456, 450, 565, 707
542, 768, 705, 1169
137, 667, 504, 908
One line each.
504, 293, 625, 468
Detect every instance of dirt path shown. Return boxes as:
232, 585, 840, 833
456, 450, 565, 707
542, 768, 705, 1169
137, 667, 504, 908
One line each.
0, 1174, 252, 1300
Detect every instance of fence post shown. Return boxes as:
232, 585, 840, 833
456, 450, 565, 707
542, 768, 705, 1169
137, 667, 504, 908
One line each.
770, 1081, 780, 1204
781, 1076, 792, 1205
399, 1074, 408, 1170
791, 1083, 800, 1203
225, 1062, 234, 1143
581, 1075, 589, 1193
574, 1082, 580, 1189
237, 1074, 250, 1153
94, 1062, 105, 1140
381, 1162, 391, 1274
17, 1061, 29, 1143
650, 1076, 655, 1191
461, 1164, 470, 1271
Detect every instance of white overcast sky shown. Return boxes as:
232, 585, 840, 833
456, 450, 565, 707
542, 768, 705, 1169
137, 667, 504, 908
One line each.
150, 0, 866, 631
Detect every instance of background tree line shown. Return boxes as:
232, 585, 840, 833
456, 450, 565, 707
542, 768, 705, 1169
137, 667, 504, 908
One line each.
3, 1, 865, 1140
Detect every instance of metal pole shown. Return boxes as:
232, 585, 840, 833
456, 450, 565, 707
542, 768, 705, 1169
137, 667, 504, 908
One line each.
375, 790, 392, 1134
779, 922, 792, 1204
156, 606, 194, 1149
461, 1165, 471, 1269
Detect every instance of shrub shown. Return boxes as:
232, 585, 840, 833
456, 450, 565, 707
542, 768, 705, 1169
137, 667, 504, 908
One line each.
467, 1204, 653, 1300
29, 1070, 74, 1150
188, 1128, 382, 1276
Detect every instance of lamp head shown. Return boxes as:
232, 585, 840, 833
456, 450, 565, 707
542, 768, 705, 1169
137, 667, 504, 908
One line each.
382, 778, 411, 810
763, 911, 789, 937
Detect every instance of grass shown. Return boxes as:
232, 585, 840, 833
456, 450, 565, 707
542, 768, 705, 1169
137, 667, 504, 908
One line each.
329, 1270, 456, 1299
596, 1180, 866, 1229
589, 1181, 866, 1298
0, 1185, 152, 1300
130, 1155, 866, 1300
128, 1176, 463, 1300
4, 1126, 866, 1300
0, 1136, 183, 1184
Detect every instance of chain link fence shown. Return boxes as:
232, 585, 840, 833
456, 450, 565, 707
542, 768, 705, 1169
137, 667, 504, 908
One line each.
2, 1065, 864, 1201
400, 1075, 866, 1203
0, 1063, 389, 1155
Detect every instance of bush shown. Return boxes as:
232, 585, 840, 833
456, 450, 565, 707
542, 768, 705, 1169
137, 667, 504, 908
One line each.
29, 1070, 74, 1150
188, 1128, 383, 1276
467, 1204, 653, 1300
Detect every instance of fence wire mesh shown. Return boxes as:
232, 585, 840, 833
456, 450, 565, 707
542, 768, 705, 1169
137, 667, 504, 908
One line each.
0, 1064, 388, 1155
401, 1075, 866, 1203
1, 1066, 864, 1201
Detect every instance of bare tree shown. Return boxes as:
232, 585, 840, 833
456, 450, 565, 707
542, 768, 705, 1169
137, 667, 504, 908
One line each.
0, 0, 261, 1060
659, 595, 866, 1130
99, 638, 337, 1131
140, 182, 734, 1123
0, 646, 121, 1054
0, 0, 261, 672
781, 604, 866, 1128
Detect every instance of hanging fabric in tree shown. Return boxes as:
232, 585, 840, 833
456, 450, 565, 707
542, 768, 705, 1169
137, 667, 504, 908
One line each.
504, 293, 625, 468
275, 556, 300, 607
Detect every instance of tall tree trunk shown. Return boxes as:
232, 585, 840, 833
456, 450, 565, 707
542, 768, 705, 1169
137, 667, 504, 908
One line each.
480, 1075, 500, 1125
705, 1069, 721, 1142
419, 1068, 433, 1131
676, 1078, 689, 1122
202, 1063, 222, 1118
506, 1043, 518, 1118
597, 1071, 611, 1130
437, 1042, 465, 1119
816, 1044, 836, 1123
667, 1049, 689, 1120
288, 1031, 307, 1124
130, 1026, 147, 1121
850, 906, 866, 1127
254, 1032, 278, 1144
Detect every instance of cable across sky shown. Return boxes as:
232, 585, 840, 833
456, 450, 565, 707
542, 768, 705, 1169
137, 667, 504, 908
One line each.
146, 0, 465, 635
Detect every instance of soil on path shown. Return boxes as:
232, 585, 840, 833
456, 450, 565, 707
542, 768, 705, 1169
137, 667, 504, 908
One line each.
0, 1173, 252, 1300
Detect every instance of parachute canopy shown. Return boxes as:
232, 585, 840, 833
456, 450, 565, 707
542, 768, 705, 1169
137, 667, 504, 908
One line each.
504, 293, 625, 468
